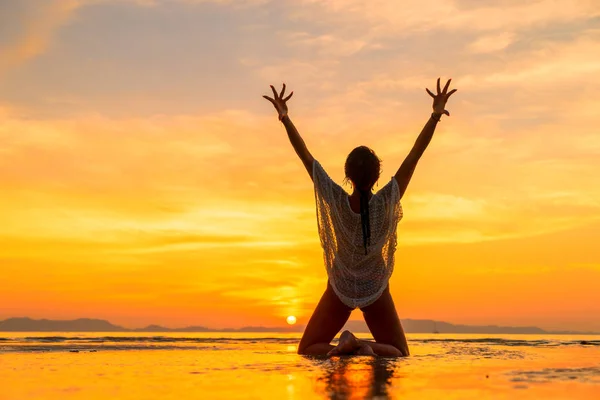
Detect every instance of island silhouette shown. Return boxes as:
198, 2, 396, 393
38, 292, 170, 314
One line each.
0, 317, 596, 334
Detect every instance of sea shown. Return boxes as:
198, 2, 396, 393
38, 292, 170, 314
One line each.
1, 332, 599, 399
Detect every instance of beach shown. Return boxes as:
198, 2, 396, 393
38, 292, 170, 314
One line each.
1, 333, 599, 399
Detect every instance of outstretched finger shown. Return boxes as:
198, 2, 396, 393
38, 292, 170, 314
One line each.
447, 88, 458, 98
270, 85, 279, 99
437, 78, 441, 94
443, 78, 452, 94
426, 88, 436, 98
263, 95, 275, 105
443, 110, 450, 116
280, 83, 286, 98
283, 91, 294, 102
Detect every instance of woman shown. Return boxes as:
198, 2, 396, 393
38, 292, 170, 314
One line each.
263, 78, 457, 357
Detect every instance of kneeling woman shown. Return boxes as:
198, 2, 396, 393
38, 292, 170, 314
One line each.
263, 78, 457, 357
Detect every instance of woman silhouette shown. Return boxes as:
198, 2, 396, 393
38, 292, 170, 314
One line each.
263, 78, 457, 357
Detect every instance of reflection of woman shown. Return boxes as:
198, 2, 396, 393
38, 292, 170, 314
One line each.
263, 79, 457, 357
313, 357, 398, 399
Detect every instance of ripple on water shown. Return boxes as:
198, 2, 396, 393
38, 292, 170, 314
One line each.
508, 367, 600, 384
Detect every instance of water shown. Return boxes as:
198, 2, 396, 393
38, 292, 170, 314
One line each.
1, 333, 599, 399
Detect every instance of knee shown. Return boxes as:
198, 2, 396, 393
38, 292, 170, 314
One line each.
297, 341, 310, 355
387, 346, 403, 357
398, 344, 410, 357
388, 342, 409, 357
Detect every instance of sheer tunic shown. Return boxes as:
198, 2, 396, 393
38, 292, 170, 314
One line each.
313, 160, 403, 309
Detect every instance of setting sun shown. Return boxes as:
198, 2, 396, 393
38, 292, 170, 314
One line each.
286, 316, 297, 325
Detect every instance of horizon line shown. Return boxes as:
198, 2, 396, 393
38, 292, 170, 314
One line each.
1, 317, 598, 335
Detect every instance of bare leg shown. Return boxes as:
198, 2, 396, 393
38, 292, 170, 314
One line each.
360, 285, 410, 357
298, 282, 353, 355
357, 340, 403, 357
355, 343, 376, 356
329, 330, 402, 357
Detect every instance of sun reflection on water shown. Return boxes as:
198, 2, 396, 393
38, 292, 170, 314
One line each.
309, 356, 397, 400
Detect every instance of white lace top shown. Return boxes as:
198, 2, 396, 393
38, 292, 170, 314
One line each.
313, 160, 403, 309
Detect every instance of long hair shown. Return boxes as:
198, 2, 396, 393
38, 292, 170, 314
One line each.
344, 146, 381, 254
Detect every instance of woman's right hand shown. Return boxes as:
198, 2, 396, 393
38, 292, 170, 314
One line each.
426, 78, 457, 117
263, 83, 294, 121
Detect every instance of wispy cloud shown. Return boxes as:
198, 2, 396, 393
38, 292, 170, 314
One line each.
0, 0, 79, 78
467, 32, 516, 53
295, 0, 600, 34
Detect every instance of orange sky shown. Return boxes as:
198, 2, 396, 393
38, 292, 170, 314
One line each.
1, 0, 600, 331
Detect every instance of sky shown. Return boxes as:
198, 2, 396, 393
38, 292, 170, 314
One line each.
1, 0, 599, 331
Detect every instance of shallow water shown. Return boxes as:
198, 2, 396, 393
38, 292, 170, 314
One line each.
1, 333, 599, 399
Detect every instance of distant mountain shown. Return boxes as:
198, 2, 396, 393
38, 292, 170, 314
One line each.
0, 317, 596, 334
0, 318, 298, 333
132, 325, 212, 332
343, 319, 549, 334
232, 326, 298, 333
0, 318, 126, 332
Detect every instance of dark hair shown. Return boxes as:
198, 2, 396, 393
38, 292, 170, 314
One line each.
344, 146, 381, 190
344, 146, 381, 254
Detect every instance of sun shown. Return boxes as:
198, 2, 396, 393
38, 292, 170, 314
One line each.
286, 315, 297, 325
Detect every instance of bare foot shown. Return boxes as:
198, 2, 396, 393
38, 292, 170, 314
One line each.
355, 344, 376, 356
327, 330, 360, 356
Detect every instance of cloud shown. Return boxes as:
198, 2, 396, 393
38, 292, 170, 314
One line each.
0, 108, 323, 275
467, 32, 516, 53
282, 31, 369, 57
0, 0, 79, 78
85, 0, 271, 6
406, 193, 489, 220
295, 0, 600, 35
462, 36, 600, 87
3, 106, 599, 265
0, 0, 271, 81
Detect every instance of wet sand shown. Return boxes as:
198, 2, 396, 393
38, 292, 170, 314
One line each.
1, 333, 599, 399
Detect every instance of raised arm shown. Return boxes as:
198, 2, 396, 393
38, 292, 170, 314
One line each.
263, 84, 315, 180
395, 78, 457, 199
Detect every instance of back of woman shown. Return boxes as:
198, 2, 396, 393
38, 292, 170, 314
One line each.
262, 78, 457, 357
313, 159, 403, 309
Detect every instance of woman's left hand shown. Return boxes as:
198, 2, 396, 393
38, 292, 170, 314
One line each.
426, 78, 457, 117
263, 83, 294, 121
